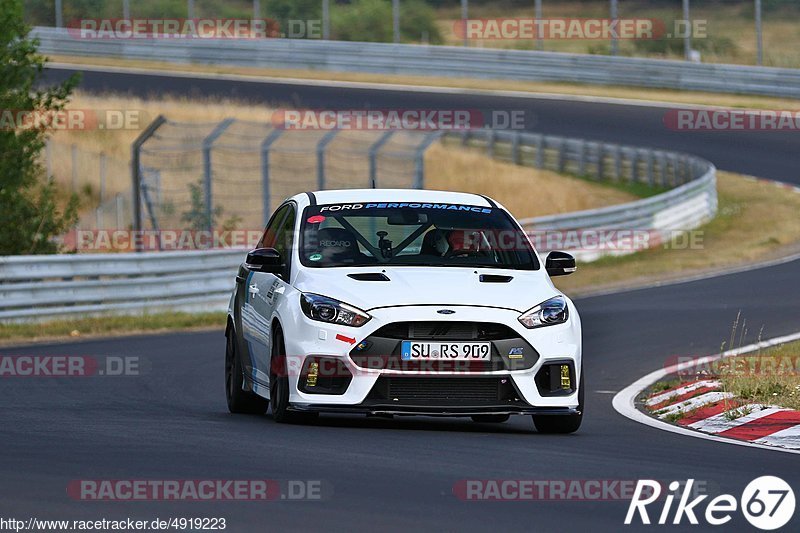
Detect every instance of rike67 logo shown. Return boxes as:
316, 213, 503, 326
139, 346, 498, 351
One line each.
625, 477, 795, 530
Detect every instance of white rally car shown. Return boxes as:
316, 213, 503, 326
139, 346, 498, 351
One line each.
225, 189, 583, 433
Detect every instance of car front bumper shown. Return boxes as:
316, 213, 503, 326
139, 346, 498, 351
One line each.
280, 303, 582, 412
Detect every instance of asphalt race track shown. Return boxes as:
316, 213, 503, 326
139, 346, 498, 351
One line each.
42, 65, 800, 183
2, 66, 797, 531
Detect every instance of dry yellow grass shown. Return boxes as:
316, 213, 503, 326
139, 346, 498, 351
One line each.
425, 143, 636, 218
554, 171, 800, 295
719, 340, 800, 411
49, 55, 800, 112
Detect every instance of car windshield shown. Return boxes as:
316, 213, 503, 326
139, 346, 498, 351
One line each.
299, 202, 538, 270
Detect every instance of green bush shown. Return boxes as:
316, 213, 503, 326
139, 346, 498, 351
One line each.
0, 0, 80, 254
331, 0, 441, 44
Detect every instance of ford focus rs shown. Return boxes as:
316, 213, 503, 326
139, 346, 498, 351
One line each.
225, 189, 583, 433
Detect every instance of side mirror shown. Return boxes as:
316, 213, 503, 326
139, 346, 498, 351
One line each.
245, 248, 283, 274
545, 251, 577, 277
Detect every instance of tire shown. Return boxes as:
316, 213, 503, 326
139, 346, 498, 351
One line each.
269, 327, 317, 425
471, 414, 510, 423
225, 328, 269, 415
532, 368, 584, 434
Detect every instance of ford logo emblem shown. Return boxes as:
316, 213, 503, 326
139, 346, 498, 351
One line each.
437, 309, 456, 315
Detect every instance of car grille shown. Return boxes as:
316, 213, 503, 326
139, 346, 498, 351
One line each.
366, 376, 522, 405
375, 321, 516, 340
350, 321, 538, 372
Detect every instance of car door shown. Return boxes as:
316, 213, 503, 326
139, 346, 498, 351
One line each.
242, 203, 296, 392
240, 203, 292, 393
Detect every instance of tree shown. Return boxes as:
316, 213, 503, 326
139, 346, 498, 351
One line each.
0, 0, 79, 254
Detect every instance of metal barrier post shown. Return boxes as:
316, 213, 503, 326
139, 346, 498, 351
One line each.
260, 129, 285, 225
369, 131, 396, 188
202, 118, 235, 231
535, 135, 544, 169
578, 140, 587, 177
317, 130, 339, 190
71, 144, 78, 192
512, 131, 521, 164
414, 131, 444, 189
99, 152, 107, 202
131, 114, 166, 251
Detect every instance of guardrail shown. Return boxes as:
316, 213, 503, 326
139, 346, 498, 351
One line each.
33, 27, 800, 99
450, 129, 717, 262
0, 250, 242, 322
1, 131, 715, 322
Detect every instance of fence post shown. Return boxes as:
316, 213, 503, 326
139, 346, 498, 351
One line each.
657, 153, 667, 188
71, 144, 78, 192
99, 152, 107, 203
597, 144, 605, 179
614, 145, 622, 181
369, 130, 395, 188
460, 130, 469, 146
557, 139, 566, 174
414, 131, 444, 189
646, 150, 655, 187
317, 130, 340, 190
202, 118, 235, 231
322, 0, 330, 40
131, 115, 166, 250
116, 193, 124, 229
45, 139, 52, 181
631, 149, 639, 183
260, 129, 284, 225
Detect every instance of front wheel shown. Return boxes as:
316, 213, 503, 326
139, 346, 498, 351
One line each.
225, 330, 269, 415
270, 327, 317, 425
532, 368, 584, 434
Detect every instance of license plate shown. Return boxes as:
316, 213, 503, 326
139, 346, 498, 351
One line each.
400, 341, 491, 361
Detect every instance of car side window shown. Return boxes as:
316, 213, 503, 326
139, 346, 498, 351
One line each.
272, 205, 296, 280
257, 205, 290, 249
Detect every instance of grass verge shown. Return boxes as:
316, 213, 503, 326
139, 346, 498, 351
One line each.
0, 312, 227, 346
720, 340, 800, 411
554, 171, 800, 295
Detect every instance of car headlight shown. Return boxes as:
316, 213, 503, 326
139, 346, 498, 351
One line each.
518, 295, 569, 329
300, 293, 371, 327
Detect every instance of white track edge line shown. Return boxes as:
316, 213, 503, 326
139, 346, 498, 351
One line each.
612, 330, 800, 455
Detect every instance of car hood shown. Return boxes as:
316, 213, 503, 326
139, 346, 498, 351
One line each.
293, 266, 558, 313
